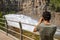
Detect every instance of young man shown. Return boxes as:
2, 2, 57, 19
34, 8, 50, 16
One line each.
33, 11, 57, 40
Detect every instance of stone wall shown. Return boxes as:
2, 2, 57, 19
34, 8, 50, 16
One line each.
55, 13, 60, 27
19, 0, 45, 15
51, 12, 60, 27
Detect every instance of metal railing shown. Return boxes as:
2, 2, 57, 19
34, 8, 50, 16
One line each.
0, 18, 39, 40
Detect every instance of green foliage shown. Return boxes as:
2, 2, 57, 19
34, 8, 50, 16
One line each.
0, 12, 2, 17
50, 0, 60, 12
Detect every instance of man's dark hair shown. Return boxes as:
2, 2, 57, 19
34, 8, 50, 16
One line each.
42, 11, 51, 21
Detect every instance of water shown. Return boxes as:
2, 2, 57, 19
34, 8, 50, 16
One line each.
4, 14, 38, 32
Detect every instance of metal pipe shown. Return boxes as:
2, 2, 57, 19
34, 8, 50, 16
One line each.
4, 17, 9, 36
19, 22, 23, 40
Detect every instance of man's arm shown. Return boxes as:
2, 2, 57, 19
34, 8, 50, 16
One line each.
33, 17, 43, 32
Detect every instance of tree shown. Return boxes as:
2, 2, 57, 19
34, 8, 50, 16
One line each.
50, 0, 60, 12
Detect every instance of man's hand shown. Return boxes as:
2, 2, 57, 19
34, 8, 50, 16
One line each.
38, 17, 43, 24
36, 17, 43, 26
33, 27, 37, 32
